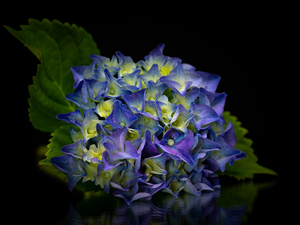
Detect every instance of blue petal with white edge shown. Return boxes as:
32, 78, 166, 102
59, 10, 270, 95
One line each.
191, 102, 219, 130
57, 109, 84, 126
144, 43, 165, 60
122, 89, 146, 114
198, 71, 221, 93
170, 104, 194, 133
141, 101, 159, 120
154, 128, 195, 166
106, 100, 138, 130
117, 70, 141, 91
159, 63, 192, 97
70, 62, 99, 89
66, 80, 96, 112
184, 70, 203, 88
198, 88, 227, 119
85, 79, 108, 102
73, 109, 103, 143
139, 64, 161, 84
130, 113, 164, 137
104, 69, 132, 97
171, 89, 199, 110
189, 134, 222, 159
90, 54, 120, 76
51, 155, 87, 191
212, 136, 243, 172
145, 81, 167, 101
61, 139, 87, 159
116, 51, 137, 78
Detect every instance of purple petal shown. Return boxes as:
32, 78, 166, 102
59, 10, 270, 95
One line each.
139, 64, 161, 84
159, 63, 192, 96
57, 109, 84, 125
103, 142, 120, 155
141, 130, 159, 159
102, 151, 124, 171
211, 92, 227, 116
106, 101, 138, 129
219, 122, 237, 147
70, 66, 87, 88
214, 137, 242, 172
191, 103, 219, 130
203, 158, 220, 172
122, 89, 146, 113
67, 174, 83, 191
85, 79, 108, 101
61, 139, 86, 158
104, 69, 132, 97
185, 70, 202, 88
145, 44, 165, 59
65, 80, 95, 111
110, 142, 139, 162
51, 155, 86, 176
156, 131, 195, 166
198, 71, 220, 93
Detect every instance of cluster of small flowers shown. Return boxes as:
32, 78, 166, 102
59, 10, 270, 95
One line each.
51, 44, 245, 204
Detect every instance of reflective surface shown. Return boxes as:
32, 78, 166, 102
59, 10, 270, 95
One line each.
34, 162, 279, 225
58, 191, 246, 224
55, 189, 249, 225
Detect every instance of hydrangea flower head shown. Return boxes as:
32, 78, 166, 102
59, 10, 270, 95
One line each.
51, 44, 245, 204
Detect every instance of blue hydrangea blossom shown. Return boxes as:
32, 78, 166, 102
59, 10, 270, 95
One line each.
51, 44, 245, 204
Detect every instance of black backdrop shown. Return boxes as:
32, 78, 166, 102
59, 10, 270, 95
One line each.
1, 4, 291, 224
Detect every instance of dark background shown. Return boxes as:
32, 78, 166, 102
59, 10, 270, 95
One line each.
1, 3, 292, 224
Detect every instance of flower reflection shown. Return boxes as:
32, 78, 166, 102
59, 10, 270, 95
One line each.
57, 189, 246, 225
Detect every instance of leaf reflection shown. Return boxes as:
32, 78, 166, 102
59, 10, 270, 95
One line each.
55, 180, 276, 225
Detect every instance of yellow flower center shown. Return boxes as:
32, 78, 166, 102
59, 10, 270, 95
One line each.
160, 67, 171, 76
167, 139, 175, 146
109, 89, 115, 95
103, 172, 110, 179
144, 118, 150, 124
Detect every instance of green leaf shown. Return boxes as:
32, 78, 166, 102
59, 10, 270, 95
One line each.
4, 18, 100, 132
39, 125, 73, 167
219, 111, 277, 179
38, 125, 101, 193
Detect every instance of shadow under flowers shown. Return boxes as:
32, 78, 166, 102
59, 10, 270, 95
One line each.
55, 179, 276, 225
